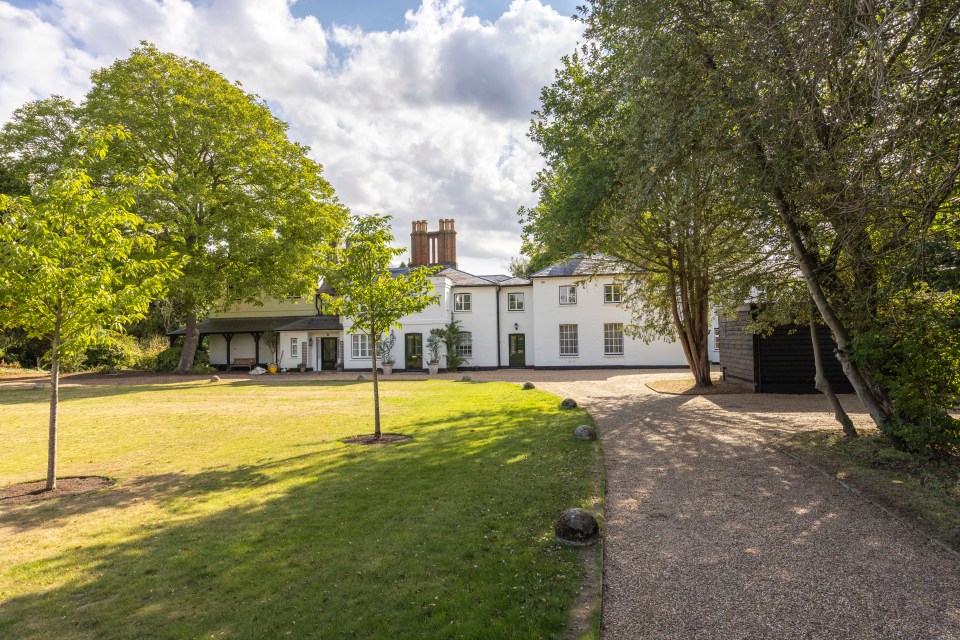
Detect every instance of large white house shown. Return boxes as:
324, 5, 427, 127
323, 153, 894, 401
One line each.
172, 220, 709, 371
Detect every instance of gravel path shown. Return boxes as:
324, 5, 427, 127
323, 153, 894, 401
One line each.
530, 370, 960, 640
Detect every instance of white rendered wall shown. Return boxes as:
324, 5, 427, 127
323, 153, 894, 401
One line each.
498, 286, 535, 367
276, 331, 308, 370
207, 334, 257, 366
448, 287, 498, 368
531, 276, 687, 367
341, 277, 499, 370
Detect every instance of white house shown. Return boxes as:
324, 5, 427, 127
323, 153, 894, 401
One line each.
173, 220, 691, 371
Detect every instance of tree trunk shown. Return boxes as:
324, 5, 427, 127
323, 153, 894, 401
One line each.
771, 188, 894, 433
371, 336, 381, 440
176, 311, 199, 374
808, 298, 857, 437
46, 304, 62, 491
666, 260, 713, 387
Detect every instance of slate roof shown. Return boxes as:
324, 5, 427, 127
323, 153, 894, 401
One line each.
436, 268, 499, 287
167, 315, 340, 336
496, 277, 533, 287
529, 254, 621, 278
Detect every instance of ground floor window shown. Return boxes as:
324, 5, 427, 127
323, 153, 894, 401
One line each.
559, 324, 578, 356
604, 323, 624, 355
351, 334, 370, 359
456, 332, 473, 358
290, 337, 299, 358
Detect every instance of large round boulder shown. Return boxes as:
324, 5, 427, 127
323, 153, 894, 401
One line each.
560, 398, 578, 409
573, 425, 597, 441
554, 508, 599, 546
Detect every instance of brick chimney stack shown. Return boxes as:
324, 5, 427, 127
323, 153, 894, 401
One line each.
409, 219, 457, 269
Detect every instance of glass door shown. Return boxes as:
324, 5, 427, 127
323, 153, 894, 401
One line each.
405, 333, 423, 370
509, 334, 525, 367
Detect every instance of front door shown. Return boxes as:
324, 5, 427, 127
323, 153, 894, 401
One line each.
320, 338, 338, 370
509, 334, 526, 367
405, 333, 423, 370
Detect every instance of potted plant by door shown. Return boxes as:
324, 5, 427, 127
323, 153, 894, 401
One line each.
426, 334, 442, 375
378, 331, 396, 375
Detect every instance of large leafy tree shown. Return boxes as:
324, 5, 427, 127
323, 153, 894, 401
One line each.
1, 44, 348, 372
0, 128, 179, 490
523, 45, 785, 386
321, 215, 438, 440
570, 0, 960, 450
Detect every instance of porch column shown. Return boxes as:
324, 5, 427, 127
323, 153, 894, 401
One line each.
224, 333, 234, 370
252, 332, 262, 368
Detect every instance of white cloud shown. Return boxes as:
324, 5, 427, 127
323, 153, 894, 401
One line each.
0, 0, 582, 273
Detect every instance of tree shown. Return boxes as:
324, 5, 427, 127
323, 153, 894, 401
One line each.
523, 42, 785, 387
0, 127, 179, 490
321, 215, 438, 440
507, 256, 531, 278
572, 0, 960, 448
430, 314, 466, 372
1, 44, 348, 373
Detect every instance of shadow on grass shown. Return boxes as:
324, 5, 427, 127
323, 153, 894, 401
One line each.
0, 402, 596, 640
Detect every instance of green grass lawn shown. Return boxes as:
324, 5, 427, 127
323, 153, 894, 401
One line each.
780, 429, 960, 551
0, 378, 600, 639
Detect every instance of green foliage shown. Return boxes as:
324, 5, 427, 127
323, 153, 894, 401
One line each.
321, 214, 438, 435
82, 43, 348, 314
552, 0, 960, 442
322, 214, 438, 348
0, 44, 348, 371
426, 333, 443, 364
0, 126, 180, 361
376, 330, 396, 365
83, 335, 136, 372
853, 287, 960, 454
150, 345, 210, 373
522, 18, 785, 385
0, 329, 46, 369
430, 314, 466, 371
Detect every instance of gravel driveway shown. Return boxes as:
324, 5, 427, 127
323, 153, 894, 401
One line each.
526, 369, 960, 640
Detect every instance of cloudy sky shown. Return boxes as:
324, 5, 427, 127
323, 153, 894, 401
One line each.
0, 0, 584, 274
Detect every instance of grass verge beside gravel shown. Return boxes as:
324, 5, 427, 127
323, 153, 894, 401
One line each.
778, 429, 960, 552
1, 379, 599, 639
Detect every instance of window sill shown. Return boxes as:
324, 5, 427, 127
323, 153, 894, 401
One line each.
604, 354, 625, 358
559, 354, 579, 358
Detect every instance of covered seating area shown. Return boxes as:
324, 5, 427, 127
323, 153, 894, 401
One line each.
167, 315, 343, 371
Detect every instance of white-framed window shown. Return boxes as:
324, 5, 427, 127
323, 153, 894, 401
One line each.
290, 338, 299, 358
456, 332, 473, 358
454, 292, 472, 312
604, 323, 624, 355
559, 324, 579, 356
351, 334, 370, 359
604, 284, 623, 304
507, 292, 525, 311
559, 285, 577, 305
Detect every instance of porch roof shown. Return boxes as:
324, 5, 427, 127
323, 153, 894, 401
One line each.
167, 315, 341, 336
